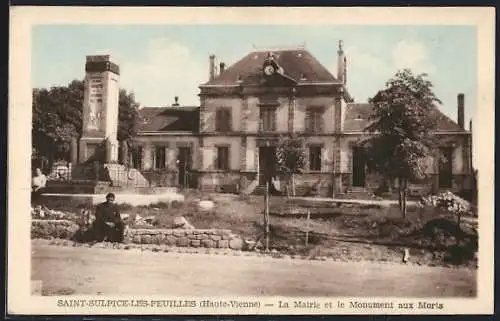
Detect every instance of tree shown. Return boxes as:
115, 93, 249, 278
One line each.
275, 134, 306, 197
32, 80, 140, 169
32, 80, 84, 169
363, 69, 442, 217
118, 89, 140, 143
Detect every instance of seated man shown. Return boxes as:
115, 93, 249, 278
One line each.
92, 193, 125, 243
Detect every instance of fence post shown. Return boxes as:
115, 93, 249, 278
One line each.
264, 178, 270, 252
305, 210, 311, 247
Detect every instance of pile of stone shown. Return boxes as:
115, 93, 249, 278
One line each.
132, 214, 156, 228
31, 205, 77, 221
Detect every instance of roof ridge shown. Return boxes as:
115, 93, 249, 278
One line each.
251, 44, 307, 52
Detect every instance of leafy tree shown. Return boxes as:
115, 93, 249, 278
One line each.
275, 134, 306, 197
118, 89, 140, 143
32, 80, 84, 169
363, 69, 442, 217
32, 80, 140, 170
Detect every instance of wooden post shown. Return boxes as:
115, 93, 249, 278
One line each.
305, 209, 311, 247
264, 179, 270, 252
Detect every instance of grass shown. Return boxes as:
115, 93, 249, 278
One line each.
34, 191, 477, 266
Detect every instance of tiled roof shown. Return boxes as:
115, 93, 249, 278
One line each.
137, 106, 200, 132
203, 49, 339, 86
343, 103, 375, 132
344, 103, 466, 133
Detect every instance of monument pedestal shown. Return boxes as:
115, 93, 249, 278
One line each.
106, 138, 119, 163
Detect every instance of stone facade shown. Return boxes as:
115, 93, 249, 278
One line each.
72, 43, 473, 197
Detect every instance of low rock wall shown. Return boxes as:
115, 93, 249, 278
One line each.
31, 219, 244, 250
125, 229, 243, 249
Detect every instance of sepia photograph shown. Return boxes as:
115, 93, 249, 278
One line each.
8, 6, 494, 315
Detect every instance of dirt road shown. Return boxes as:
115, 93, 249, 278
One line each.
32, 243, 476, 297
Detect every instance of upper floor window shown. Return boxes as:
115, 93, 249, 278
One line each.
309, 145, 322, 171
215, 108, 232, 132
260, 107, 277, 132
305, 107, 324, 133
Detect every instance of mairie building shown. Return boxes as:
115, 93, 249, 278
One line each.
73, 42, 473, 197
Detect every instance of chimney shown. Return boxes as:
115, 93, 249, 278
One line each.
209, 54, 216, 81
220, 62, 225, 74
457, 93, 465, 129
469, 119, 472, 132
337, 40, 345, 84
172, 96, 180, 107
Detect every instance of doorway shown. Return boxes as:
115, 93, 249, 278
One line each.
439, 147, 453, 188
258, 146, 276, 185
352, 147, 366, 187
177, 147, 192, 187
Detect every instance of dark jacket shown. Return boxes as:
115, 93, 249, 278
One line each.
95, 202, 122, 226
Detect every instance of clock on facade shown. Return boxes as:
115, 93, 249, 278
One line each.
264, 65, 275, 76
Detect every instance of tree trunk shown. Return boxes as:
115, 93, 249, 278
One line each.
402, 178, 408, 218
291, 173, 296, 197
398, 177, 403, 213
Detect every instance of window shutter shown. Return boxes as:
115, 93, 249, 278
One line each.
213, 146, 218, 170
272, 109, 277, 131
305, 109, 312, 132
321, 147, 328, 172
215, 110, 221, 132
151, 148, 156, 170
227, 110, 232, 131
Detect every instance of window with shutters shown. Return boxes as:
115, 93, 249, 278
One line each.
215, 108, 232, 132
259, 107, 276, 132
309, 145, 322, 171
154, 146, 166, 169
216, 146, 229, 170
305, 107, 324, 133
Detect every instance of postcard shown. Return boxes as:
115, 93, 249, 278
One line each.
8, 6, 495, 315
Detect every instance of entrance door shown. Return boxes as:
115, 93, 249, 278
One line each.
352, 147, 366, 187
439, 147, 453, 188
259, 146, 276, 185
178, 147, 192, 187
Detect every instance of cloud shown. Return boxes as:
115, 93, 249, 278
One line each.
392, 40, 436, 74
118, 38, 207, 107
344, 40, 436, 101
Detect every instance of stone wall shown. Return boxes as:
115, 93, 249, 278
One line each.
31, 219, 244, 250
125, 228, 244, 250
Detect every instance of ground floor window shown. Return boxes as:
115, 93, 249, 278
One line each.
130, 146, 143, 169
309, 145, 322, 171
216, 146, 229, 170
154, 146, 166, 169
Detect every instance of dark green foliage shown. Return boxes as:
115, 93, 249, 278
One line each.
363, 69, 442, 216
32, 80, 140, 167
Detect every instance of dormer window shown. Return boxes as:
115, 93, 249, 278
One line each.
300, 73, 308, 80
355, 115, 363, 120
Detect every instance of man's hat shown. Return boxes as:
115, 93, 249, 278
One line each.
106, 193, 115, 199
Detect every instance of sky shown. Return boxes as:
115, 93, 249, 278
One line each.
32, 25, 477, 127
